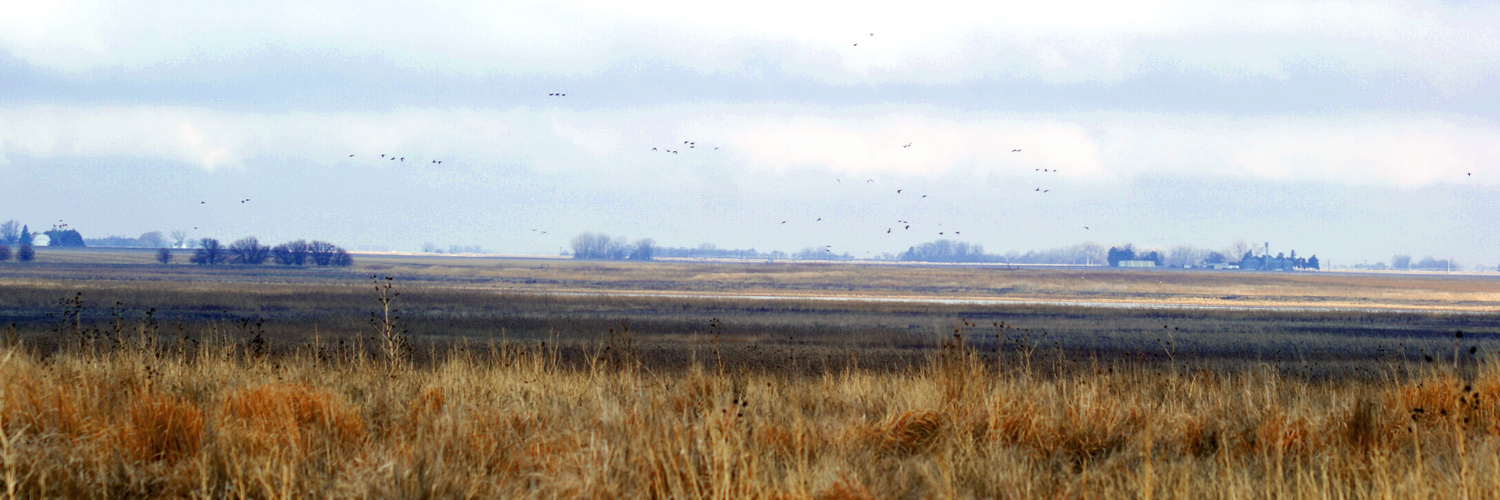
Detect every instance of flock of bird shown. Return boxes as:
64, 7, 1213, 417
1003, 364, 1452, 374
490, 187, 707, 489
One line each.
167, 31, 1482, 258
316, 32, 1478, 258
299, 32, 1077, 255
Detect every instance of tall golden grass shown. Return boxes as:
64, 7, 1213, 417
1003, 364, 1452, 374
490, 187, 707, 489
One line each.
1, 331, 1499, 498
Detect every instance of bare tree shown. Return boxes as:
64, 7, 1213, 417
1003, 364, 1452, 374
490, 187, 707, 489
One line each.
629, 238, 656, 261
308, 241, 338, 266
1226, 240, 1255, 262
571, 232, 609, 259
138, 231, 167, 248
272, 244, 294, 265
156, 248, 173, 265
190, 238, 224, 265
1167, 245, 1204, 267
228, 237, 270, 265
331, 248, 354, 267
170, 230, 188, 249
271, 239, 310, 265
0, 220, 18, 245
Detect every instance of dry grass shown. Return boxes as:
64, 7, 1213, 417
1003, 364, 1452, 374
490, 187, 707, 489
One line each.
11, 247, 1500, 311
2, 333, 1500, 498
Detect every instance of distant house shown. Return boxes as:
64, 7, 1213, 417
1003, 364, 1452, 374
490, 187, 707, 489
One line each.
1116, 260, 1157, 268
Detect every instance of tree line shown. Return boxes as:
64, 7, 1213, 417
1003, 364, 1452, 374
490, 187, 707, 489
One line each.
571, 232, 861, 262
2, 219, 353, 267
182, 237, 353, 267
569, 232, 656, 260
653, 243, 787, 261
899, 240, 998, 263
1386, 255, 1463, 271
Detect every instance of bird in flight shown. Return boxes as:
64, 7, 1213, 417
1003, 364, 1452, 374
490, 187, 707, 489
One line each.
816, 218, 822, 221
1084, 227, 1090, 230
887, 228, 891, 233
1012, 149, 1021, 152
651, 148, 657, 151
348, 154, 354, 157
921, 195, 927, 198
781, 221, 787, 224
903, 143, 911, 148
241, 199, 250, 203
897, 189, 902, 193
381, 154, 386, 158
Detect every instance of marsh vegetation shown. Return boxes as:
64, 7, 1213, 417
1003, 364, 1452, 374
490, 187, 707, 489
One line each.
2, 248, 1499, 497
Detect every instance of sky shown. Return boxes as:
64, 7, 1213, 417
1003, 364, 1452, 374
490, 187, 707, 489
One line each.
1, 0, 1498, 267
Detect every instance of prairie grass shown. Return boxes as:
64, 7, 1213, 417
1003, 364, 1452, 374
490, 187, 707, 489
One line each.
4, 254, 1500, 497
2, 327, 1500, 498
11, 247, 1500, 311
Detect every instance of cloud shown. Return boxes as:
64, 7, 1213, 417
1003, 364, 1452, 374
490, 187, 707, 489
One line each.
2, 103, 1496, 187
3, 1, 1498, 88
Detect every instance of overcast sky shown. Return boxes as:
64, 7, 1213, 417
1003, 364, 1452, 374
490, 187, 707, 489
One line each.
2, 0, 1497, 267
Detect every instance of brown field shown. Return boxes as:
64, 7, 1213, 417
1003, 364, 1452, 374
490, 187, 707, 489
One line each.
2, 247, 1500, 497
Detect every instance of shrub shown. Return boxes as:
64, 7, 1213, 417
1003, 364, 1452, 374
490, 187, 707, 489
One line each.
16, 244, 33, 262
156, 248, 172, 265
